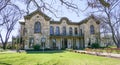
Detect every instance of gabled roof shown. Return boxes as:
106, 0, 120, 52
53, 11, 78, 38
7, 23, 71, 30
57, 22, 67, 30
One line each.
24, 9, 100, 24
24, 9, 51, 21
79, 15, 100, 24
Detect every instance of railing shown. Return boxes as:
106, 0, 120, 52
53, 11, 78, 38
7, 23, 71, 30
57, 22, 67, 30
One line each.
50, 33, 84, 37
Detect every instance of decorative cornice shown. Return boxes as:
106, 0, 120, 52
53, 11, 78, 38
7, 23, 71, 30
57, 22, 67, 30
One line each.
24, 9, 51, 21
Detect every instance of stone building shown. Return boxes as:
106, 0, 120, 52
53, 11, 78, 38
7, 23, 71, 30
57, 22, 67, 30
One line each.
19, 10, 100, 50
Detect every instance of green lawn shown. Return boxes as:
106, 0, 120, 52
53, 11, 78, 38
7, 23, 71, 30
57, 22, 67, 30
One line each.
0, 51, 120, 65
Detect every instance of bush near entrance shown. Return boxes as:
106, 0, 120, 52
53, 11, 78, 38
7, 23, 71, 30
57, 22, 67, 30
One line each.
33, 44, 40, 51
91, 43, 100, 49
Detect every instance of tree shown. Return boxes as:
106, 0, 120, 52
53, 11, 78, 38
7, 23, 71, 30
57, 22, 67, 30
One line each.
0, 0, 10, 11
20, 0, 81, 16
0, 5, 21, 50
88, 0, 120, 48
0, 0, 21, 26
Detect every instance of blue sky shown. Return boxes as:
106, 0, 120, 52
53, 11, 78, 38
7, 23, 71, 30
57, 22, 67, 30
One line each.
1, 0, 93, 42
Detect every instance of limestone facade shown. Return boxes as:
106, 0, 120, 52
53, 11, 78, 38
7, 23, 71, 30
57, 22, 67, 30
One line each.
19, 10, 100, 49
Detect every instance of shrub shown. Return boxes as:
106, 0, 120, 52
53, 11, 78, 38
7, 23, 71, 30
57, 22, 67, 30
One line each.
91, 43, 100, 49
7, 45, 12, 49
33, 44, 40, 51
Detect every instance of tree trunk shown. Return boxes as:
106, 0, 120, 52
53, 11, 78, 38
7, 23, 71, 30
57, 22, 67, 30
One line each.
3, 43, 7, 50
116, 43, 120, 48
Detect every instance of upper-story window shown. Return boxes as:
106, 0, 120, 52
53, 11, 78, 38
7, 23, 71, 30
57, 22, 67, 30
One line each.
75, 27, 78, 35
69, 27, 73, 35
90, 25, 95, 34
34, 22, 41, 33
62, 26, 66, 35
79, 29, 82, 36
50, 26, 54, 35
56, 26, 60, 35
23, 28, 27, 36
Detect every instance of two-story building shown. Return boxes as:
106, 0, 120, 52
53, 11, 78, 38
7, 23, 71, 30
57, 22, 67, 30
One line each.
19, 10, 100, 50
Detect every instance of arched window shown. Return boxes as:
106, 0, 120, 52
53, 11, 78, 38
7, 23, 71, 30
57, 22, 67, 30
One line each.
69, 27, 73, 35
34, 22, 41, 33
50, 26, 54, 35
62, 26, 66, 35
75, 27, 78, 35
56, 26, 60, 35
90, 25, 95, 34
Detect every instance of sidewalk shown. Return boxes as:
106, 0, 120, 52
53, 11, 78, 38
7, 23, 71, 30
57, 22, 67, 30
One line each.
74, 50, 120, 59
0, 50, 25, 53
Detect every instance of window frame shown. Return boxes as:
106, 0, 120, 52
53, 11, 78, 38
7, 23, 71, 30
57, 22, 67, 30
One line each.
90, 25, 95, 34
34, 21, 41, 33
62, 26, 66, 35
56, 26, 60, 35
69, 27, 73, 35
50, 26, 54, 35
74, 27, 78, 35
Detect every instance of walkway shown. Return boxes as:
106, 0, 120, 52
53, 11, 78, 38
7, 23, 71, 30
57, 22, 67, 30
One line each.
0, 49, 25, 53
74, 50, 120, 59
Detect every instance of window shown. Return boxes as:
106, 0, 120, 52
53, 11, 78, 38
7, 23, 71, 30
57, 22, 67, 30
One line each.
79, 29, 82, 35
29, 38, 34, 48
90, 25, 95, 34
34, 22, 41, 33
56, 26, 60, 35
69, 27, 73, 35
52, 39, 56, 48
50, 26, 54, 35
75, 27, 78, 35
62, 26, 66, 35
23, 28, 27, 36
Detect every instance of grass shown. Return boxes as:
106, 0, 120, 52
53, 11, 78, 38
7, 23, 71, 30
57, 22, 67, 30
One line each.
0, 51, 120, 65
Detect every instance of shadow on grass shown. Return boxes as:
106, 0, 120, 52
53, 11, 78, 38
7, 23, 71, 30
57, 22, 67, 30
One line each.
0, 62, 11, 65
26, 50, 65, 54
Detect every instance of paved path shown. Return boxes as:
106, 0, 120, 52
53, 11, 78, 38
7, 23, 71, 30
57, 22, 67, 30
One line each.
74, 50, 120, 59
0, 50, 25, 53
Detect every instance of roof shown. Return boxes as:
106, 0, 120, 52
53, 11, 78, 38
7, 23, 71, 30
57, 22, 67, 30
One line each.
50, 17, 79, 25
24, 10, 100, 25
24, 9, 51, 21
50, 15, 100, 25
79, 15, 100, 24
19, 19, 25, 25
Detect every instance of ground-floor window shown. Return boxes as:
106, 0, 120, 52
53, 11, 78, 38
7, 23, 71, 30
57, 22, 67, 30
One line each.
52, 39, 56, 48
73, 39, 76, 49
41, 38, 46, 48
29, 38, 34, 48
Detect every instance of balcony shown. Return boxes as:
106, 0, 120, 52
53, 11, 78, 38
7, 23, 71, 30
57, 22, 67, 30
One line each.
50, 33, 84, 38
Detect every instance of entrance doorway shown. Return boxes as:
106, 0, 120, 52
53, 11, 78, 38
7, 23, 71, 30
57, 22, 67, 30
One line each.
64, 38, 67, 48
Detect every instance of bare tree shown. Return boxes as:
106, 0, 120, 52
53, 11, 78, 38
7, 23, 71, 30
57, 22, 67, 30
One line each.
0, 0, 10, 11
0, 5, 21, 50
88, 0, 120, 48
20, 0, 82, 17
0, 0, 21, 26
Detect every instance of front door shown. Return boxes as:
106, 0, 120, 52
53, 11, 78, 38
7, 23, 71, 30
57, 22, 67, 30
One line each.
64, 38, 67, 48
